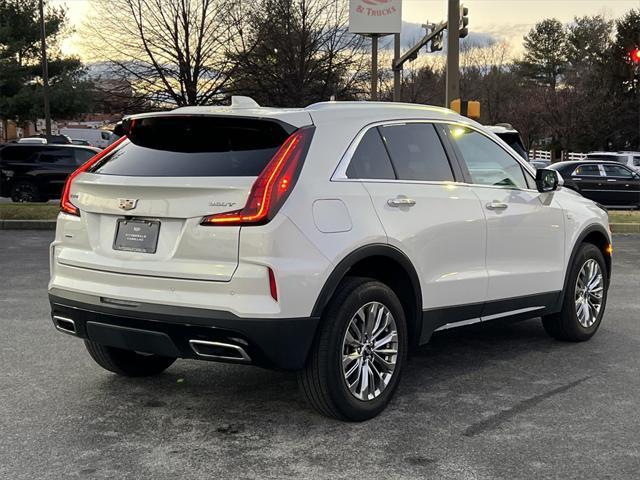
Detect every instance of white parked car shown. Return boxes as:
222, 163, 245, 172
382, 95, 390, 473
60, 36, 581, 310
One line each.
49, 98, 612, 420
586, 151, 640, 173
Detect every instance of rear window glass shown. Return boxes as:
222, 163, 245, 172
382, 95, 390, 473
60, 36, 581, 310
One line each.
37, 147, 76, 166
0, 146, 39, 163
494, 132, 528, 160
93, 116, 291, 177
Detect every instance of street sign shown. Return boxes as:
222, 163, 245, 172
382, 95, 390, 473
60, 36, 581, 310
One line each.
349, 0, 402, 35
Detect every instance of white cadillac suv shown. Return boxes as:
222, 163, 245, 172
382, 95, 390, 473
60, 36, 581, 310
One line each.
49, 98, 612, 420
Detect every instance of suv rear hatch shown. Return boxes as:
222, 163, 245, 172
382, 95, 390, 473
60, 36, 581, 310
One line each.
58, 113, 312, 281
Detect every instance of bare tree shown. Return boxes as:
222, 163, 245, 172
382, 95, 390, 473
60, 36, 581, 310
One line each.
82, 0, 240, 107
230, 0, 367, 107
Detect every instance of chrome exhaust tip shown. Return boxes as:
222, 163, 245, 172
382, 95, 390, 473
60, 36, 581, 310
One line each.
189, 340, 251, 362
53, 315, 77, 335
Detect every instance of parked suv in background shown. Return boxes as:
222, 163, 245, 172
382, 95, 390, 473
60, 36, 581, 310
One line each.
0, 143, 100, 202
48, 98, 612, 420
586, 152, 640, 173
485, 123, 528, 160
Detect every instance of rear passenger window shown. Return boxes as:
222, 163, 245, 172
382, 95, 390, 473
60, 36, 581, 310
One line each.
573, 165, 601, 176
346, 128, 395, 180
379, 124, 454, 182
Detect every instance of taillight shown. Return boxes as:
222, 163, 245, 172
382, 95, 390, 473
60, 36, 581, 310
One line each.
201, 126, 314, 226
60, 136, 128, 216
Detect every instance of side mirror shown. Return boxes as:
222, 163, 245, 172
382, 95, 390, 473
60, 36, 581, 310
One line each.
536, 168, 561, 193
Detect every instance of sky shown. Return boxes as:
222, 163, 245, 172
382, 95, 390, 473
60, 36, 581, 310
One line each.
55, 0, 639, 58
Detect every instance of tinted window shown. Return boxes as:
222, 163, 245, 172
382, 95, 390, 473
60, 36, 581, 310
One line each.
633, 156, 640, 167
346, 128, 395, 180
447, 126, 527, 189
0, 146, 38, 163
603, 164, 634, 178
75, 149, 97, 165
379, 124, 453, 182
573, 164, 601, 176
37, 147, 75, 165
94, 117, 291, 177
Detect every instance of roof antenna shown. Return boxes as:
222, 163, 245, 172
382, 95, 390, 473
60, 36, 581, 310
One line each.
231, 96, 260, 109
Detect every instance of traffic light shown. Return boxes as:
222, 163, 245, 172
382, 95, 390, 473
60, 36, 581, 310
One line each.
450, 99, 481, 119
459, 4, 469, 39
631, 47, 640, 64
430, 32, 444, 52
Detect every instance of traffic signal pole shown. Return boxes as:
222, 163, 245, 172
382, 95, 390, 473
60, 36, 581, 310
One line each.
38, 0, 51, 137
371, 35, 379, 101
446, 0, 460, 107
393, 33, 401, 102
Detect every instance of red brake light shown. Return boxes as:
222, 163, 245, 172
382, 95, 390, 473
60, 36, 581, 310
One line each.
60, 136, 128, 216
201, 126, 314, 226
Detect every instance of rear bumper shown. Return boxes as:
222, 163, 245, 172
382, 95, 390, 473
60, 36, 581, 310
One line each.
49, 289, 319, 370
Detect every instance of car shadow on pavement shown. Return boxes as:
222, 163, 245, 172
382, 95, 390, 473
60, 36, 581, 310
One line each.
80, 317, 582, 426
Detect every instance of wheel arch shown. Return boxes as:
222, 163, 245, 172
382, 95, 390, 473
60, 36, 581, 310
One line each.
554, 223, 612, 312
311, 244, 423, 347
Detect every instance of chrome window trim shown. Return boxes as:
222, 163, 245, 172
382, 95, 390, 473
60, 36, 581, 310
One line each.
331, 119, 539, 193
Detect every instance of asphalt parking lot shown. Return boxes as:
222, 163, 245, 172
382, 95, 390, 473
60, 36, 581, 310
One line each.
1, 231, 639, 480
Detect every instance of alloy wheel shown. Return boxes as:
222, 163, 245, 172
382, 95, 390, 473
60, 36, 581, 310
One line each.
341, 301, 398, 401
575, 258, 604, 328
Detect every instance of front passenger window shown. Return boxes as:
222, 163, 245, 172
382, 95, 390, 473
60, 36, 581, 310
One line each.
447, 126, 527, 189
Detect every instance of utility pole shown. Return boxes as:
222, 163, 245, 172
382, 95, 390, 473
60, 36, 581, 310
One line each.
445, 0, 460, 107
393, 33, 401, 102
38, 0, 51, 137
371, 35, 379, 101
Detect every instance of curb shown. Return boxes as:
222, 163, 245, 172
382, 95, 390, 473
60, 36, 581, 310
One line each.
0, 220, 57, 230
610, 223, 640, 234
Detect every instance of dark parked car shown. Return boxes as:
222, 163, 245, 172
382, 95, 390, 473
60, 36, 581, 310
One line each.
0, 144, 100, 202
549, 161, 640, 209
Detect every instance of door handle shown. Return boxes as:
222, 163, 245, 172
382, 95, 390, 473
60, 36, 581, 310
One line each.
607, 179, 617, 182
485, 201, 508, 211
387, 197, 416, 207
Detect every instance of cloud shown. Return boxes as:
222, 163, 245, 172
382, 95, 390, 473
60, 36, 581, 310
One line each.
376, 21, 500, 53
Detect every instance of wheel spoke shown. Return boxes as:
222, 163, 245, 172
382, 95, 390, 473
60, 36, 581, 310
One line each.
374, 331, 397, 349
359, 361, 370, 398
373, 352, 395, 373
344, 356, 361, 379
371, 311, 390, 342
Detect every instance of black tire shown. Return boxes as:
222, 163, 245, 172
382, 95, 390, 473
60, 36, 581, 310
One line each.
10, 181, 41, 202
84, 340, 176, 377
542, 243, 608, 342
298, 277, 408, 421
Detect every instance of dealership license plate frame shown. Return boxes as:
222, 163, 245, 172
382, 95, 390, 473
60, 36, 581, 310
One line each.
113, 219, 161, 254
